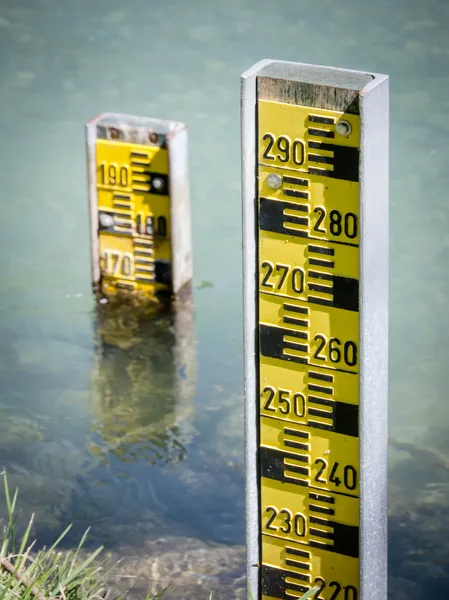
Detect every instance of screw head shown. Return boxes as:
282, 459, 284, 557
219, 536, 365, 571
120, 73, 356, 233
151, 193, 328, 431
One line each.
152, 177, 164, 191
266, 173, 283, 190
99, 213, 114, 228
109, 127, 121, 139
149, 132, 158, 143
336, 120, 352, 137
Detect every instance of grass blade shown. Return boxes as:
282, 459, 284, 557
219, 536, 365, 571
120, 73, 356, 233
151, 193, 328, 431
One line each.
48, 524, 73, 553
69, 527, 91, 575
299, 586, 321, 600
57, 545, 104, 589
17, 514, 35, 558
3, 474, 15, 555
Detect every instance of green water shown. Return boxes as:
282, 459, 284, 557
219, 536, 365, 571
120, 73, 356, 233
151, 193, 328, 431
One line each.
1, 0, 449, 598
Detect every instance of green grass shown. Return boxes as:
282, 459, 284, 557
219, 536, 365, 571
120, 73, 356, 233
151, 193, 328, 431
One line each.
0, 472, 169, 600
0, 472, 319, 600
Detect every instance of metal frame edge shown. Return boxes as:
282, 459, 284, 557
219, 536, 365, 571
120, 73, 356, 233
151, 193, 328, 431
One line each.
167, 125, 193, 297
359, 74, 389, 600
241, 60, 272, 600
85, 114, 104, 290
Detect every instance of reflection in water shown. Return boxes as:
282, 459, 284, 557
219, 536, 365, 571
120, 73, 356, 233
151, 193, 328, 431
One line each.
0, 331, 95, 532
89, 296, 196, 467
388, 438, 449, 599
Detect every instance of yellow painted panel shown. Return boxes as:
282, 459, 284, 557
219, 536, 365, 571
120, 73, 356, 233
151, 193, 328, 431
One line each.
260, 416, 359, 496
257, 98, 361, 598
95, 139, 172, 297
262, 534, 359, 600
258, 165, 359, 247
259, 293, 359, 374
259, 231, 359, 304
259, 357, 358, 429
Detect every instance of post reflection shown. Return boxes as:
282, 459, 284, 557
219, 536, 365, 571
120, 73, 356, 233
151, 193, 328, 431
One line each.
88, 295, 197, 467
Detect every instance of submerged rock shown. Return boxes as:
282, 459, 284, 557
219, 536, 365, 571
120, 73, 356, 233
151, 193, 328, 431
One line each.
84, 536, 245, 600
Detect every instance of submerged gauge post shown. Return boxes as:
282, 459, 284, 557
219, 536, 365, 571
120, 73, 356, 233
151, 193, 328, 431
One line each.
241, 60, 389, 600
85, 113, 192, 303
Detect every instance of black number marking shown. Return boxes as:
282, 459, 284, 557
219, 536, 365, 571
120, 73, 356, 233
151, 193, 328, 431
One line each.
137, 214, 154, 236
313, 207, 359, 240
264, 506, 307, 538
293, 393, 306, 418
329, 462, 342, 487
294, 513, 306, 537
291, 267, 305, 294
121, 254, 132, 276
345, 586, 358, 600
265, 507, 277, 531
102, 251, 134, 277
313, 577, 326, 600
260, 261, 305, 295
314, 459, 358, 492
98, 161, 130, 188
344, 466, 357, 491
313, 207, 326, 233
293, 140, 305, 166
345, 213, 358, 239
314, 579, 359, 600
156, 216, 167, 237
262, 386, 276, 412
275, 264, 289, 289
108, 165, 117, 185
315, 458, 327, 484
344, 341, 358, 367
330, 582, 342, 600
279, 509, 292, 534
277, 136, 290, 162
313, 336, 358, 367
136, 214, 143, 235
329, 210, 342, 236
329, 338, 342, 363
261, 387, 306, 419
278, 390, 290, 415
313, 578, 358, 600
262, 133, 275, 160
261, 261, 274, 288
119, 166, 128, 187
313, 335, 327, 361
262, 133, 306, 166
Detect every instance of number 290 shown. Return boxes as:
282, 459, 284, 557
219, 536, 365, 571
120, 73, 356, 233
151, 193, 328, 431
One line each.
262, 133, 305, 166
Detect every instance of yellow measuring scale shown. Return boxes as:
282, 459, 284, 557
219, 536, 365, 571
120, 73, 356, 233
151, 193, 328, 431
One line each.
96, 136, 170, 297
241, 60, 389, 600
257, 100, 360, 599
85, 113, 192, 303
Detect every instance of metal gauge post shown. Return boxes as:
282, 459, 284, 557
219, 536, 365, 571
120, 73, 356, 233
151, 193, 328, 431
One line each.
241, 60, 389, 600
85, 113, 192, 302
